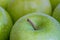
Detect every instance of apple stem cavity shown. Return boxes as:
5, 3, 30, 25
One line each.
27, 19, 38, 30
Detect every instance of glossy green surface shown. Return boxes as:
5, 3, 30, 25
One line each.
0, 7, 13, 40
10, 12, 60, 40
7, 0, 51, 22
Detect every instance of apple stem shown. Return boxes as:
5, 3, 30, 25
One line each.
27, 19, 38, 30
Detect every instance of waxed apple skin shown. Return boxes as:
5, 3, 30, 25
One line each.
10, 12, 60, 40
52, 4, 60, 23
7, 0, 51, 22
0, 7, 13, 40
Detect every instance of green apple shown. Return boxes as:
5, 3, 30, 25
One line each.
52, 4, 60, 23
0, 7, 13, 40
0, 0, 11, 9
10, 12, 60, 40
50, 0, 60, 10
7, 0, 51, 22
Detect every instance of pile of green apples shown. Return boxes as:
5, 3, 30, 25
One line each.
0, 0, 60, 40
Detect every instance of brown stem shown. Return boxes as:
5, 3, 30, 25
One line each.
27, 18, 38, 30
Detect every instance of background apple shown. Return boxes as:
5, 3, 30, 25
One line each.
7, 0, 51, 22
0, 7, 13, 40
0, 0, 11, 9
10, 12, 60, 40
52, 4, 60, 23
50, 0, 60, 10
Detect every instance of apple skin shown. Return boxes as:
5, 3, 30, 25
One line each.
7, 0, 51, 22
0, 7, 13, 40
50, 0, 60, 10
0, 0, 11, 9
52, 4, 60, 23
10, 12, 60, 40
